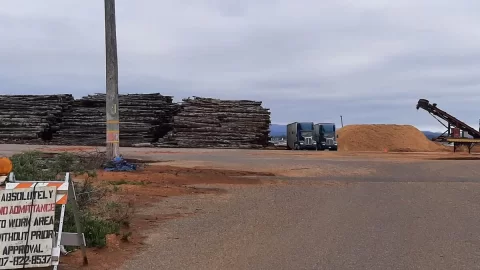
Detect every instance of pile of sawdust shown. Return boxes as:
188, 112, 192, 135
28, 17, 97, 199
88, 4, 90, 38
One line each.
337, 124, 449, 152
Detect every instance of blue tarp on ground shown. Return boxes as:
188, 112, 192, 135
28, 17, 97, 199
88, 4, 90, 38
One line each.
104, 156, 137, 171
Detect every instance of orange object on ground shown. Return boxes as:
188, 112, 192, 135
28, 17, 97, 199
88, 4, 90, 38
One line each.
0, 157, 12, 175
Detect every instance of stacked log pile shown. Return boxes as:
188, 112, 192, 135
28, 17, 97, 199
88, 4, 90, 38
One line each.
0, 95, 74, 144
165, 97, 271, 148
53, 93, 180, 146
0, 94, 271, 149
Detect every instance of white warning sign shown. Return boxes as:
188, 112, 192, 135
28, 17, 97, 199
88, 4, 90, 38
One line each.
0, 186, 57, 269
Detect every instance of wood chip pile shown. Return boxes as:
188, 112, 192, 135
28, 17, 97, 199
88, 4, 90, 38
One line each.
0, 95, 74, 144
161, 97, 271, 148
53, 93, 180, 146
337, 124, 450, 152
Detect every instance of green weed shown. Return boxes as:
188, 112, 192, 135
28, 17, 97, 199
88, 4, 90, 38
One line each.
10, 151, 132, 248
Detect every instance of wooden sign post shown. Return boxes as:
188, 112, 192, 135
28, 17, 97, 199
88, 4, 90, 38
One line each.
1, 173, 87, 269
105, 0, 121, 159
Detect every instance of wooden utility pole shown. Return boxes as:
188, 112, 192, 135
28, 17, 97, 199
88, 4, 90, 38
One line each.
104, 0, 120, 159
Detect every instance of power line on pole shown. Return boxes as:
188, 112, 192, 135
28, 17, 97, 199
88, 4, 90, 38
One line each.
104, 0, 120, 159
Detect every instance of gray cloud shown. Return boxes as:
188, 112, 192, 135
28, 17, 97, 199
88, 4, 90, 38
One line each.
1, 0, 480, 131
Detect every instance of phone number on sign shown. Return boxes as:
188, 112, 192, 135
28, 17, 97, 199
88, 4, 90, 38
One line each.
0, 255, 51, 267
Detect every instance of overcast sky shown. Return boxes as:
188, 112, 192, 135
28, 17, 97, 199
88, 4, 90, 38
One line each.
1, 1, 480, 131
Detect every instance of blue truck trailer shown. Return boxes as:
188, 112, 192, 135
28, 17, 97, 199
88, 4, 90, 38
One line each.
286, 122, 316, 150
314, 123, 337, 151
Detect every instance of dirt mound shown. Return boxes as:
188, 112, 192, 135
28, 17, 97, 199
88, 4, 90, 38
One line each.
337, 124, 449, 152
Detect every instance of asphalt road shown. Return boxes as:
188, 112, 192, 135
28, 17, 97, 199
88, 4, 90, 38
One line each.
122, 182, 480, 270
119, 150, 480, 270
2, 145, 480, 269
